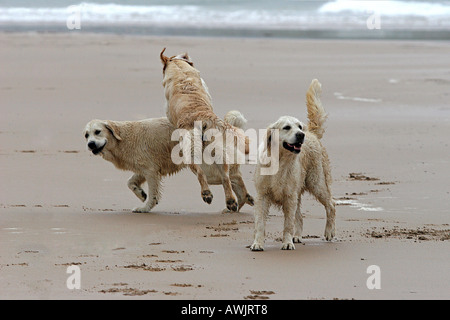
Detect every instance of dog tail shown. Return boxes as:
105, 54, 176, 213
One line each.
224, 110, 247, 129
223, 110, 250, 155
306, 79, 327, 140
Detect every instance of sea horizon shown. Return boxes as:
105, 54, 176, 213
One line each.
1, 1, 449, 40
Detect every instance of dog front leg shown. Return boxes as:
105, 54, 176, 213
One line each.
250, 195, 270, 251
189, 164, 213, 204
293, 196, 303, 243
127, 174, 147, 202
281, 198, 297, 250
132, 172, 161, 213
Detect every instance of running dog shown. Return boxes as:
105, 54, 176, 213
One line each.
84, 111, 253, 213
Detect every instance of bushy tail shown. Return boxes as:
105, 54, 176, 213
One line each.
224, 110, 247, 129
224, 110, 250, 154
306, 79, 327, 140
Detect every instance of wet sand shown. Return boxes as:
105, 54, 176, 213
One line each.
0, 33, 449, 299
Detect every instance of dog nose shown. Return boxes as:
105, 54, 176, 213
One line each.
296, 132, 305, 143
88, 141, 96, 150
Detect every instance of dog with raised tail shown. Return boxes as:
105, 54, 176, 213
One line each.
250, 79, 336, 251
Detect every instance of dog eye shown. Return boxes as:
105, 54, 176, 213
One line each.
298, 125, 303, 130
283, 126, 291, 130
84, 133, 89, 138
94, 130, 101, 135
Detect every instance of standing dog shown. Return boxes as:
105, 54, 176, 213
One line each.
84, 111, 253, 213
250, 79, 336, 251
160, 48, 247, 212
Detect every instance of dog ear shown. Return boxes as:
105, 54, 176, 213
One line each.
104, 121, 122, 141
160, 47, 169, 67
174, 52, 194, 66
258, 125, 275, 165
264, 124, 280, 156
266, 127, 273, 152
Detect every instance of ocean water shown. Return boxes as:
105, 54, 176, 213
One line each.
0, 1, 449, 39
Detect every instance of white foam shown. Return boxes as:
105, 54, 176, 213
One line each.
1, 1, 448, 29
1, 1, 449, 33
334, 92, 382, 103
3, 227, 25, 234
319, 0, 450, 17
336, 199, 384, 212
0, 3, 303, 27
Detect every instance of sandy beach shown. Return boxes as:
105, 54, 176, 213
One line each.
0, 33, 449, 300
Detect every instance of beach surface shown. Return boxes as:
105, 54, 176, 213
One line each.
0, 33, 449, 300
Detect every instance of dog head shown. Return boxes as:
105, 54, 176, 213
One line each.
160, 48, 194, 74
84, 120, 122, 155
266, 116, 305, 155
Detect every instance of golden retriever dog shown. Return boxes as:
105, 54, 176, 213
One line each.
250, 79, 336, 251
84, 111, 254, 213
160, 48, 247, 212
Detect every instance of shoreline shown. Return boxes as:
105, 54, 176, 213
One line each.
1, 23, 450, 41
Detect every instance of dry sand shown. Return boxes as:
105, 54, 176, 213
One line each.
0, 33, 449, 300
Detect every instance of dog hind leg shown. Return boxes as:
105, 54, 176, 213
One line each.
322, 197, 336, 241
189, 164, 214, 204
221, 164, 238, 212
230, 175, 254, 212
308, 177, 336, 241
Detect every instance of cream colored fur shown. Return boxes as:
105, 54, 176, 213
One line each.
250, 79, 336, 251
84, 112, 253, 213
160, 48, 247, 211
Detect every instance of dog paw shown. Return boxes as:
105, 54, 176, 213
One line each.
226, 198, 238, 212
281, 242, 295, 250
202, 190, 213, 204
324, 232, 335, 241
250, 243, 264, 251
131, 186, 147, 202
132, 206, 151, 213
246, 194, 255, 206
292, 236, 302, 243
324, 225, 335, 241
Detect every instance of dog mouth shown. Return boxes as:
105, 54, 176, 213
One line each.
283, 141, 302, 154
90, 144, 105, 155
